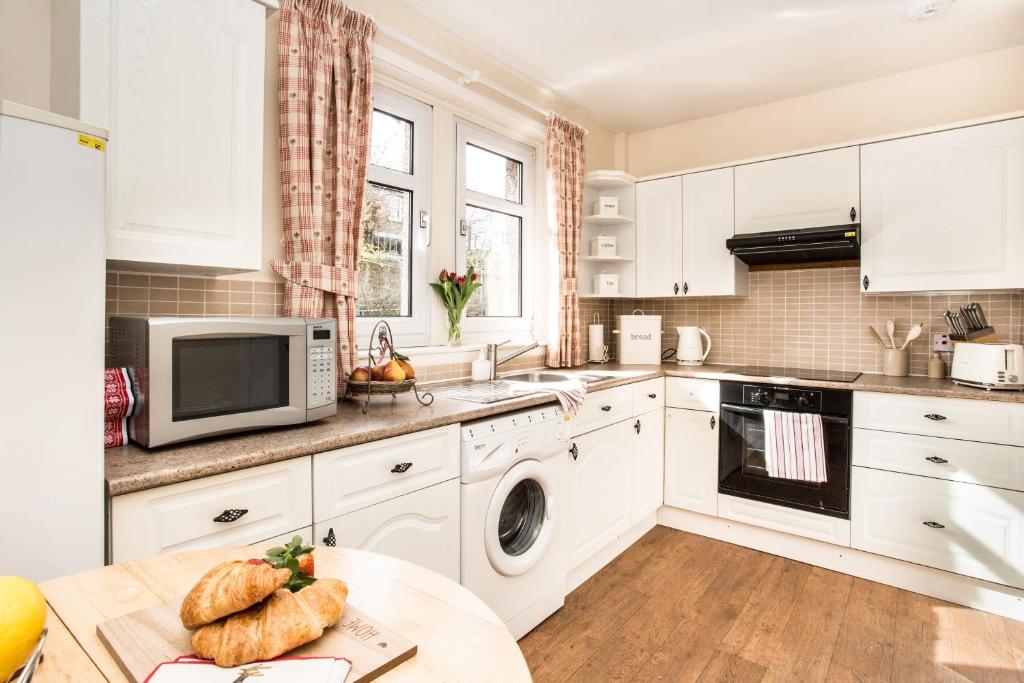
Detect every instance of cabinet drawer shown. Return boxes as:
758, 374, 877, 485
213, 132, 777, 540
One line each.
571, 385, 633, 437
852, 467, 1024, 588
632, 377, 665, 414
853, 392, 1024, 446
666, 377, 719, 411
854, 428, 1024, 492
313, 424, 459, 522
111, 457, 312, 563
314, 479, 460, 582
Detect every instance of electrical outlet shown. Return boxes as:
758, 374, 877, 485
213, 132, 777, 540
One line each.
932, 333, 952, 352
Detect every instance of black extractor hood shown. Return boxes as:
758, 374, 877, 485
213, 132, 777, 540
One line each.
725, 224, 860, 266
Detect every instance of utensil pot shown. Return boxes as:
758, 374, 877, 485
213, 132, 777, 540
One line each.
883, 348, 909, 377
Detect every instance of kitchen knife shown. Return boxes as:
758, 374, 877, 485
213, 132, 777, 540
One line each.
960, 305, 976, 331
943, 310, 955, 335
975, 303, 989, 328
968, 304, 982, 330
951, 312, 965, 337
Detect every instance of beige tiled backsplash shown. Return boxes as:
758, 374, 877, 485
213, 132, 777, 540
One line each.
108, 267, 1024, 378
105, 270, 548, 379
583, 267, 1024, 377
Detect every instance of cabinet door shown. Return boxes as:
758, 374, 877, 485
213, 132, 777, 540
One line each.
630, 410, 664, 524
635, 176, 683, 297
860, 118, 1024, 293
664, 408, 718, 515
568, 420, 633, 567
106, 0, 265, 271
682, 168, 748, 297
315, 479, 460, 582
734, 147, 859, 234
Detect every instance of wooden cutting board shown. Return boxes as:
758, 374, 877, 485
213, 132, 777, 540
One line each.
97, 597, 416, 683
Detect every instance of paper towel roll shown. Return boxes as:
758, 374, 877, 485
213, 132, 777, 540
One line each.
588, 324, 607, 361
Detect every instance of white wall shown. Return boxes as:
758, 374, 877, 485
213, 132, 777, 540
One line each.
0, 0, 51, 109
626, 46, 1024, 177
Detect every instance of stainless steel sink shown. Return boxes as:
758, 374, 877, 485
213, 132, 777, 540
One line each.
501, 371, 613, 385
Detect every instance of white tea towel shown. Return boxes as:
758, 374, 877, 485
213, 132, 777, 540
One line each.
763, 409, 828, 483
504, 378, 587, 415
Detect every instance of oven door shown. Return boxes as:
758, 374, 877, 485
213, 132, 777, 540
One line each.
718, 403, 850, 518
147, 320, 309, 446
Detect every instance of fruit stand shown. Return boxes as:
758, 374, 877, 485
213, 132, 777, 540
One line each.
345, 321, 434, 414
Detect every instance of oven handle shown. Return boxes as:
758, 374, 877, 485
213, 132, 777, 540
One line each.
719, 403, 850, 424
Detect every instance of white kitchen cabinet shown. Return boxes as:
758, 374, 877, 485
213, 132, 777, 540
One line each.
111, 457, 312, 564
852, 467, 1024, 589
630, 410, 665, 524
568, 420, 633, 567
682, 168, 748, 297
853, 391, 1024, 447
570, 384, 634, 437
860, 117, 1024, 293
635, 176, 683, 297
664, 407, 718, 515
252, 527, 314, 548
734, 147, 859, 234
104, 0, 266, 272
314, 479, 460, 582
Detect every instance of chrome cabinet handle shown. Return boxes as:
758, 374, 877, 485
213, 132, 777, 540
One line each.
569, 443, 578, 461
601, 405, 612, 412
925, 456, 949, 464
923, 521, 946, 529
924, 414, 947, 421
323, 527, 336, 546
391, 462, 413, 473
212, 509, 248, 523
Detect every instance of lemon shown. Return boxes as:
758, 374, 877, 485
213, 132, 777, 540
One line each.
0, 576, 47, 680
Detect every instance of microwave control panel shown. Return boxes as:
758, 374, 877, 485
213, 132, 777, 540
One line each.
307, 324, 336, 408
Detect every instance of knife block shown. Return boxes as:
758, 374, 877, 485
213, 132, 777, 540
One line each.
949, 327, 997, 343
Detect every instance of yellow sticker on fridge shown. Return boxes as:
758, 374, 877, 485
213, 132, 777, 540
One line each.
77, 133, 106, 152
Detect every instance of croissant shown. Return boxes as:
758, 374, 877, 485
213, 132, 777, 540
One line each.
191, 578, 349, 667
179, 561, 292, 630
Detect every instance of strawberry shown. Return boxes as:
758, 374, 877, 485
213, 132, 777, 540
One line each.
297, 552, 314, 577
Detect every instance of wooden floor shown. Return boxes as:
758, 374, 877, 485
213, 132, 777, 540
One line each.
519, 526, 1024, 682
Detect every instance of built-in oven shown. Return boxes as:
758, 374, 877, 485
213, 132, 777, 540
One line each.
718, 381, 852, 519
109, 316, 338, 447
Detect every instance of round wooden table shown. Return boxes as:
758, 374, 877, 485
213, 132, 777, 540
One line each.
36, 546, 532, 682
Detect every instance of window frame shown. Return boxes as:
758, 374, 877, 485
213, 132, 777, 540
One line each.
357, 86, 432, 347
454, 120, 536, 341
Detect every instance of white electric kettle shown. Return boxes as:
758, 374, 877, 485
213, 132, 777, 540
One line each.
676, 326, 712, 366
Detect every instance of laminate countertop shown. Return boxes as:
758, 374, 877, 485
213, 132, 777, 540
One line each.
105, 363, 1023, 496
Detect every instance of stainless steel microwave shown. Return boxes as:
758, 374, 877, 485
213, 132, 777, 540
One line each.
109, 317, 338, 447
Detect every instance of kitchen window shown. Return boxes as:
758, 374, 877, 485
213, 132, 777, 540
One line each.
455, 121, 536, 337
358, 87, 432, 346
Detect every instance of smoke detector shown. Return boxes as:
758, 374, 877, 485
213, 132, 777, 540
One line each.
906, 0, 955, 21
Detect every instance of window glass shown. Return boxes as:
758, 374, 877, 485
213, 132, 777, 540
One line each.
359, 183, 412, 317
465, 205, 522, 318
369, 110, 412, 174
466, 143, 522, 203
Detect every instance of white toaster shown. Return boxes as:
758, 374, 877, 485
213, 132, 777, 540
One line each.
951, 342, 1024, 390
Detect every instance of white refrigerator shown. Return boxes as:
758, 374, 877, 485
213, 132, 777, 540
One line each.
0, 101, 106, 581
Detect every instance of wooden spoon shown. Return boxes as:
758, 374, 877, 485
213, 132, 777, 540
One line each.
868, 325, 890, 349
900, 323, 924, 350
886, 320, 897, 350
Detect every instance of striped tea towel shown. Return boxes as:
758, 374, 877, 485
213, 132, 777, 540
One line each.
763, 409, 828, 483
104, 368, 135, 448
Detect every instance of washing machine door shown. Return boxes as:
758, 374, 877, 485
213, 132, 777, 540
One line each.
484, 458, 556, 577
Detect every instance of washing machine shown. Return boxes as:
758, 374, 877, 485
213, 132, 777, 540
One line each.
461, 404, 570, 639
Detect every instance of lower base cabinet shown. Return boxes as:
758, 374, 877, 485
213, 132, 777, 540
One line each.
852, 467, 1024, 589
664, 407, 718, 515
314, 479, 460, 582
631, 410, 665, 524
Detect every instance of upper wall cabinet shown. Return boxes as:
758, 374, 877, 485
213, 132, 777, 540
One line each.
860, 118, 1024, 293
734, 147, 859, 234
636, 176, 683, 297
682, 168, 748, 297
60, 0, 266, 273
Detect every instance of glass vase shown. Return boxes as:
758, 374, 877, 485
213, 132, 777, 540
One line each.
446, 309, 464, 346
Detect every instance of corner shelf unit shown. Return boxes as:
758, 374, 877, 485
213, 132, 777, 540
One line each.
580, 170, 638, 298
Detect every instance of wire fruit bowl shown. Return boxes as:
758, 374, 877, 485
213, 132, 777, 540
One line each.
344, 321, 433, 414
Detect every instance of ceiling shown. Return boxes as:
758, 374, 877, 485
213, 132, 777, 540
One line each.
397, 0, 1024, 132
